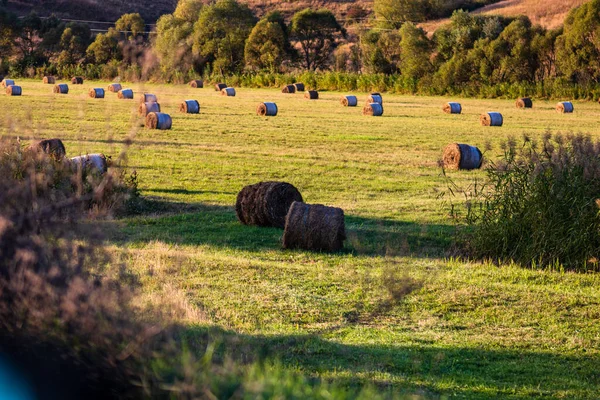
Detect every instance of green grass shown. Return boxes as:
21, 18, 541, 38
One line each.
2, 79, 600, 399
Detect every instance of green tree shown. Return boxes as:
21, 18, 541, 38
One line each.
360, 29, 401, 74
55, 22, 91, 66
244, 12, 292, 72
115, 13, 145, 40
290, 8, 345, 71
0, 8, 19, 66
398, 22, 432, 79
173, 0, 203, 22
374, 0, 428, 29
86, 29, 120, 64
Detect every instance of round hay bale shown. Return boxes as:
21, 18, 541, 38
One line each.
293, 83, 305, 92
26, 138, 66, 160
138, 93, 157, 103
2, 79, 15, 88
256, 102, 277, 116
189, 80, 204, 88
340, 95, 358, 107
516, 97, 533, 108
221, 87, 236, 97
138, 101, 160, 117
43, 76, 55, 84
89, 88, 105, 98
145, 112, 172, 130
118, 89, 134, 99
107, 83, 122, 92
53, 84, 69, 94
235, 181, 303, 229
367, 93, 382, 105
71, 76, 84, 85
442, 143, 483, 170
69, 154, 108, 174
215, 83, 227, 91
556, 101, 574, 113
6, 85, 22, 96
443, 102, 461, 114
480, 112, 503, 126
282, 84, 296, 94
363, 103, 383, 116
180, 100, 200, 114
305, 90, 318, 100
282, 201, 346, 252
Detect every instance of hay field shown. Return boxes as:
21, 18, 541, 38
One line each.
2, 80, 600, 399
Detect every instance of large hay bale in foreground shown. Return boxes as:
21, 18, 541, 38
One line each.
442, 143, 483, 170
189, 80, 203, 88
516, 97, 533, 108
107, 83, 122, 92
180, 100, 200, 114
293, 83, 305, 92
282, 84, 295, 94
363, 103, 383, 116
443, 102, 461, 114
118, 89, 134, 99
53, 84, 69, 94
145, 112, 172, 130
341, 95, 357, 107
556, 101, 574, 113
480, 112, 503, 126
235, 181, 303, 229
367, 93, 382, 105
69, 154, 108, 174
43, 76, 55, 84
221, 87, 235, 96
256, 102, 277, 116
6, 85, 21, 96
215, 83, 227, 91
138, 93, 157, 103
71, 76, 84, 85
27, 138, 66, 160
2, 79, 15, 88
305, 90, 318, 100
89, 88, 105, 98
282, 201, 346, 252
138, 101, 160, 117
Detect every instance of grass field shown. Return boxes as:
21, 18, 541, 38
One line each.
2, 80, 600, 399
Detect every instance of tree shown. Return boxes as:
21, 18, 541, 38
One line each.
173, 0, 203, 22
86, 29, 120, 64
360, 29, 401, 74
0, 8, 19, 66
115, 13, 145, 40
290, 8, 345, 71
55, 22, 91, 66
374, 0, 428, 29
154, 13, 197, 75
244, 12, 292, 72
398, 22, 432, 79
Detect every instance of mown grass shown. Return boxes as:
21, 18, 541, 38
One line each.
2, 80, 600, 399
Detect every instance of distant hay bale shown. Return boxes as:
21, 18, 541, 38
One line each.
516, 97, 532, 108
480, 112, 503, 126
71, 76, 84, 84
138, 93, 157, 103
26, 138, 66, 160
53, 84, 69, 94
2, 79, 15, 88
43, 76, 55, 84
118, 89, 134, 99
282, 201, 346, 252
305, 90, 318, 100
282, 84, 295, 94
367, 93, 382, 105
442, 143, 483, 170
363, 103, 383, 116
189, 80, 203, 88
179, 100, 200, 114
69, 154, 108, 174
145, 112, 172, 130
215, 83, 227, 91
107, 83, 122, 92
138, 101, 160, 117
340, 95, 357, 107
235, 181, 303, 229
443, 102, 461, 114
293, 83, 305, 92
6, 85, 22, 96
556, 101, 574, 113
89, 88, 105, 98
221, 87, 235, 96
256, 102, 277, 116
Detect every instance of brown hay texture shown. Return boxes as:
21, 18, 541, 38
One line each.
6, 85, 21, 96
89, 88, 105, 98
138, 102, 160, 117
1, 79, 15, 88
53, 84, 69, 94
117, 89, 134, 99
145, 112, 172, 130
189, 80, 203, 88
43, 76, 55, 84
480, 112, 503, 126
138, 93, 157, 103
69, 154, 108, 174
282, 84, 296, 94
71, 76, 84, 85
221, 87, 236, 96
340, 95, 358, 107
282, 201, 346, 252
235, 181, 303, 229
27, 139, 67, 160
443, 102, 462, 114
215, 83, 227, 91
556, 101, 574, 113
367, 93, 383, 105
179, 100, 200, 114
107, 83, 122, 92
516, 97, 533, 108
363, 103, 383, 116
305, 90, 319, 100
293, 83, 305, 92
442, 143, 483, 170
256, 102, 278, 116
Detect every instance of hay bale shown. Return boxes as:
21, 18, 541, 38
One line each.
43, 76, 55, 84
221, 87, 236, 97
215, 83, 227, 91
516, 97, 532, 108
282, 84, 295, 94
189, 80, 203, 88
53, 84, 69, 94
6, 85, 21, 96
89, 88, 105, 98
71, 76, 84, 85
1, 79, 15, 88
480, 112, 503, 126
442, 143, 483, 170
293, 83, 305, 92
26, 138, 66, 160
305, 90, 318, 100
556, 101, 574, 113
145, 112, 172, 130
367, 93, 382, 105
340, 95, 357, 107
282, 201, 346, 252
443, 102, 461, 114
138, 93, 157, 103
180, 100, 200, 114
363, 103, 383, 116
138, 101, 160, 117
118, 89, 134, 99
235, 181, 303, 229
256, 102, 277, 116
69, 154, 108, 174
107, 83, 122, 92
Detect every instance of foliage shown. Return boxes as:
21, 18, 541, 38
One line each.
244, 12, 293, 72
115, 13, 145, 40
